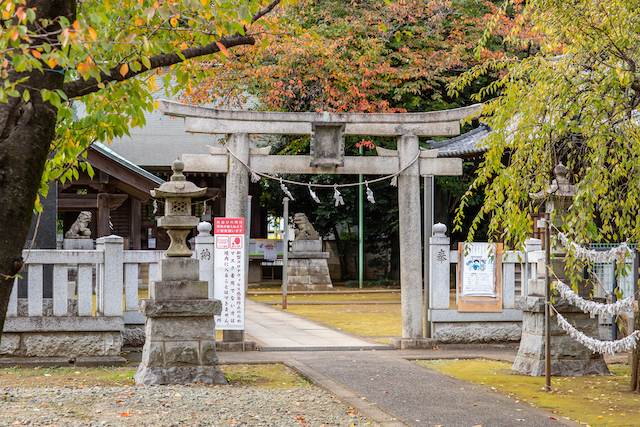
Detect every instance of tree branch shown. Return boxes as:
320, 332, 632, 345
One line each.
252, 0, 281, 24
63, 34, 255, 99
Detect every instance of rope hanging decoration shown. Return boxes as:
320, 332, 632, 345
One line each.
308, 184, 321, 203
365, 181, 375, 204
333, 185, 345, 207
280, 178, 295, 201
554, 280, 637, 317
554, 310, 640, 355
556, 232, 633, 263
224, 146, 418, 196
546, 232, 640, 355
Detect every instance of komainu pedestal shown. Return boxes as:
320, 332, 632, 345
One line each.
287, 240, 334, 292
513, 295, 609, 376
134, 258, 227, 385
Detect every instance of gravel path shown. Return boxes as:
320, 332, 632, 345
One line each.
1, 384, 380, 427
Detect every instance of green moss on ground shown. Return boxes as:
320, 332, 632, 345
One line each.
248, 289, 402, 339
0, 365, 308, 389
418, 359, 640, 427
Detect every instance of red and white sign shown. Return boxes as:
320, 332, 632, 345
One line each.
214, 218, 245, 235
214, 217, 246, 330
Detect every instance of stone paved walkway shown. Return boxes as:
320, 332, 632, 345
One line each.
217, 300, 575, 427
245, 298, 393, 350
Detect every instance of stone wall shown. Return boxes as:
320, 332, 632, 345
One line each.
0, 331, 122, 358
433, 322, 522, 343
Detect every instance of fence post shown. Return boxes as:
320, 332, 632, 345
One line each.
429, 223, 451, 312
8, 277, 18, 317
96, 235, 124, 317
524, 238, 542, 297
195, 221, 214, 298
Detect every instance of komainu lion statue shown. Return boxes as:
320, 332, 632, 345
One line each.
65, 211, 92, 239
293, 213, 320, 240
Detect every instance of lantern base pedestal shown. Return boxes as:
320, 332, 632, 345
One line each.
135, 258, 225, 386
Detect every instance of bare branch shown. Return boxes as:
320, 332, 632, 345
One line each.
252, 0, 281, 24
63, 34, 255, 99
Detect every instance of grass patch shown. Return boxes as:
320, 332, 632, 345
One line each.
250, 291, 400, 303
0, 365, 308, 389
344, 279, 399, 288
248, 290, 401, 339
0, 366, 137, 388
223, 364, 310, 388
418, 359, 640, 427
274, 304, 401, 337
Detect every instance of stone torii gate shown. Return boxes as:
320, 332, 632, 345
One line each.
160, 100, 481, 349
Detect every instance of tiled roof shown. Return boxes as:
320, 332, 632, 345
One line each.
91, 142, 165, 185
427, 124, 490, 158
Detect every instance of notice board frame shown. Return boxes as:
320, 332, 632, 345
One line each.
457, 242, 503, 312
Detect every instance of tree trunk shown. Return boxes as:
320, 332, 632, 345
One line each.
631, 311, 640, 391
0, 0, 75, 340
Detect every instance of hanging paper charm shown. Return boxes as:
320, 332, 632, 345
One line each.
554, 280, 636, 317
333, 185, 345, 207
555, 312, 640, 355
280, 178, 295, 200
557, 232, 632, 263
251, 171, 261, 183
390, 174, 398, 187
365, 181, 375, 204
153, 200, 158, 215
309, 184, 321, 203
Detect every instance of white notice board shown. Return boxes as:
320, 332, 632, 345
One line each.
457, 242, 502, 312
214, 217, 246, 330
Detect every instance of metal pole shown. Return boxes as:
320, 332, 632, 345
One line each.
634, 248, 639, 298
545, 212, 551, 391
612, 260, 619, 341
359, 145, 364, 289
282, 197, 289, 310
423, 175, 433, 338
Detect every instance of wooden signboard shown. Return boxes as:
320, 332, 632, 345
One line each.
457, 242, 503, 312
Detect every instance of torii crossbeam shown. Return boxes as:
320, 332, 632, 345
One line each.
160, 100, 481, 349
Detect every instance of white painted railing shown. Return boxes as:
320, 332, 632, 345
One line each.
6, 233, 215, 327
428, 224, 542, 328
8, 248, 105, 318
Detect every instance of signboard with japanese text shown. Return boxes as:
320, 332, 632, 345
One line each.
457, 242, 503, 313
249, 238, 284, 257
214, 218, 245, 330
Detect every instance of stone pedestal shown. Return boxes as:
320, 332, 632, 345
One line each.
287, 240, 333, 292
63, 239, 94, 250
512, 295, 609, 376
134, 258, 227, 385
514, 164, 609, 376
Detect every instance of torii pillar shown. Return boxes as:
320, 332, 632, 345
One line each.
160, 100, 481, 349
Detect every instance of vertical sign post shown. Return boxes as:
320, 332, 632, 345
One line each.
214, 217, 246, 330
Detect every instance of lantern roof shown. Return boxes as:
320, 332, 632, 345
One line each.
151, 158, 206, 199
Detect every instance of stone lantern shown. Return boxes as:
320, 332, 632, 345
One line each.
151, 158, 206, 257
513, 163, 609, 376
529, 163, 577, 228
135, 158, 226, 385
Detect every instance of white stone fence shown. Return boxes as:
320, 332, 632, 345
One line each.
428, 224, 543, 343
2, 232, 215, 361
